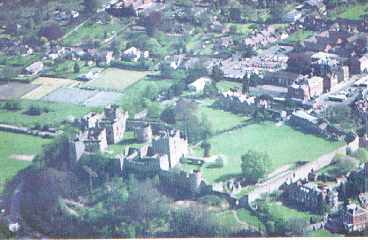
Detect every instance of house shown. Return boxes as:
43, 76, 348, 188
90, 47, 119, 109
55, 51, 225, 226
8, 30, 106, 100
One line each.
97, 51, 114, 65
188, 77, 212, 93
121, 47, 149, 62
108, 0, 153, 16
288, 76, 324, 100
262, 71, 301, 87
342, 203, 368, 232
359, 193, 368, 209
24, 61, 44, 75
217, 89, 257, 115
284, 10, 303, 23
349, 54, 368, 74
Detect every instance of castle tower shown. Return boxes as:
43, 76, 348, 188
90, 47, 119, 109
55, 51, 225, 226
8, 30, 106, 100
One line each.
135, 123, 152, 143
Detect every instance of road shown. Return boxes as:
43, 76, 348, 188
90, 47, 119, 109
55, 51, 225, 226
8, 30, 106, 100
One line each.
246, 145, 347, 206
316, 75, 363, 107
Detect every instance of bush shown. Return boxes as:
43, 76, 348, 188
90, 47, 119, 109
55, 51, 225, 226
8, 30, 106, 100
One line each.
25, 105, 43, 116
2, 100, 21, 111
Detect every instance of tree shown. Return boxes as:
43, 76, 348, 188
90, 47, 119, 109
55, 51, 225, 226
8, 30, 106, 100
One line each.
2, 100, 21, 111
241, 150, 269, 183
143, 11, 162, 36
170, 206, 230, 237
160, 107, 176, 124
39, 23, 64, 41
211, 65, 224, 82
201, 141, 211, 157
270, 3, 287, 22
73, 62, 80, 73
284, 217, 308, 236
84, 0, 98, 13
242, 74, 249, 94
126, 179, 171, 236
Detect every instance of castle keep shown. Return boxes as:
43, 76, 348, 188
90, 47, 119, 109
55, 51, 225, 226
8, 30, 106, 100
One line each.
69, 105, 128, 163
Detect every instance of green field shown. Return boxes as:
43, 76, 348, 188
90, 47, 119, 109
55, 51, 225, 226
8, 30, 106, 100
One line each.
47, 60, 94, 79
236, 208, 265, 230
216, 81, 241, 92
107, 131, 145, 156
0, 131, 51, 191
185, 122, 342, 183
197, 99, 246, 133
282, 30, 314, 44
329, 2, 368, 20
83, 68, 150, 92
0, 100, 96, 128
63, 17, 125, 46
306, 229, 342, 237
264, 201, 322, 222
119, 77, 178, 114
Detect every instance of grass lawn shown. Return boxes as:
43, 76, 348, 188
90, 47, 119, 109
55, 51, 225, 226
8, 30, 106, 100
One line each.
0, 100, 96, 128
216, 81, 242, 92
0, 131, 51, 191
197, 98, 247, 133
83, 68, 150, 92
47, 60, 94, 79
63, 17, 124, 46
216, 210, 239, 227
107, 131, 145, 156
306, 229, 343, 237
282, 30, 314, 44
236, 208, 265, 230
264, 201, 322, 222
329, 2, 368, 20
186, 122, 342, 183
226, 23, 254, 35
119, 77, 178, 114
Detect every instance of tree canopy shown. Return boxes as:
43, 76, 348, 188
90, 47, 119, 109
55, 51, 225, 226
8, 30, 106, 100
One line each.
241, 150, 269, 183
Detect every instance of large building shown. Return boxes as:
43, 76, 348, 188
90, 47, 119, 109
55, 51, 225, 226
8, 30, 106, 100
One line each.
283, 180, 339, 213
69, 105, 128, 163
152, 130, 188, 168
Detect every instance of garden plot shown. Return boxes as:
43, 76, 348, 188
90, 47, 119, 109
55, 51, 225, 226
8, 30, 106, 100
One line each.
82, 68, 149, 92
42, 87, 98, 104
22, 77, 79, 100
83, 91, 123, 107
0, 82, 39, 100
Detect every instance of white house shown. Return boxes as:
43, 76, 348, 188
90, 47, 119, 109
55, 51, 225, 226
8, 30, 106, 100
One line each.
122, 47, 149, 62
24, 61, 44, 75
284, 10, 303, 23
188, 77, 212, 93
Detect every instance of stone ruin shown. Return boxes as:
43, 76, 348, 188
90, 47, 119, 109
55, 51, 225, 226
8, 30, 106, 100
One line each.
69, 105, 128, 163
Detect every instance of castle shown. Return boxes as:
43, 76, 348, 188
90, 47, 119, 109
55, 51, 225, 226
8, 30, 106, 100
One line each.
120, 129, 207, 195
69, 105, 128, 163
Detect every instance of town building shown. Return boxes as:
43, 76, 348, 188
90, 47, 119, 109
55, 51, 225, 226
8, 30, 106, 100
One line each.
216, 89, 257, 115
288, 76, 324, 100
341, 203, 368, 232
188, 77, 212, 93
349, 54, 368, 74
